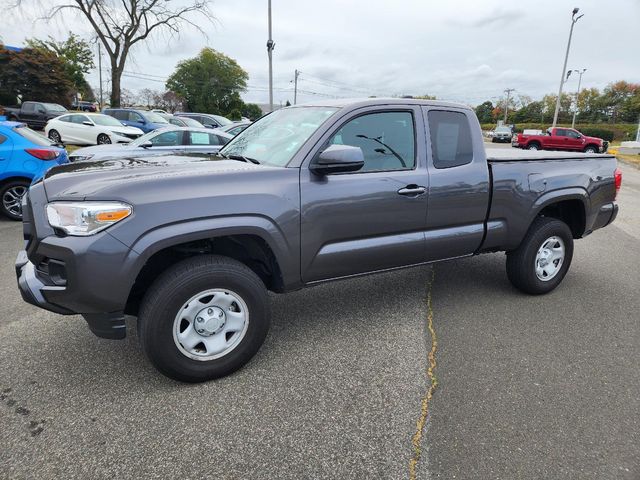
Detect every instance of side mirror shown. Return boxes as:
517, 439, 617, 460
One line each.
82, 121, 93, 126
140, 140, 153, 149
310, 144, 365, 176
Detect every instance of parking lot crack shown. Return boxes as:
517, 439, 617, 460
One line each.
409, 268, 438, 480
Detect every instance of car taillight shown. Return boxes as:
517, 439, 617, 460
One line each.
25, 149, 61, 161
614, 167, 622, 200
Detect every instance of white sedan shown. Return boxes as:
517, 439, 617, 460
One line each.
45, 113, 144, 145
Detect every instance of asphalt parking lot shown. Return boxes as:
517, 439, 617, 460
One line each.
0, 156, 638, 479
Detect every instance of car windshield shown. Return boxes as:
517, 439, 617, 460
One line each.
14, 125, 54, 146
91, 115, 125, 127
212, 115, 233, 126
496, 127, 510, 133
43, 103, 67, 112
144, 111, 169, 123
220, 107, 339, 167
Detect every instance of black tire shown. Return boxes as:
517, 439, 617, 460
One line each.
584, 145, 597, 153
491, 138, 497, 143
137, 255, 270, 382
0, 180, 30, 220
48, 129, 62, 144
527, 142, 540, 150
506, 217, 574, 295
97, 133, 111, 145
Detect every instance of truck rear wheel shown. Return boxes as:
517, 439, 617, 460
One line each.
137, 255, 270, 382
506, 217, 573, 295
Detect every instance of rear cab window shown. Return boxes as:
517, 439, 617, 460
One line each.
427, 110, 473, 169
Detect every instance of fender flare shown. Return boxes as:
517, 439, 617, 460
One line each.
122, 214, 298, 288
528, 187, 589, 231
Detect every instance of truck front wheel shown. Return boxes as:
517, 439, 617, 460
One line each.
506, 217, 574, 295
137, 255, 270, 382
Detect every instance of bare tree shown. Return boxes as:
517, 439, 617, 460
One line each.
35, 0, 213, 107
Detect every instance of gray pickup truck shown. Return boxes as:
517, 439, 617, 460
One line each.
15, 99, 621, 382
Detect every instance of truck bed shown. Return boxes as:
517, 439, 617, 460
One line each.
485, 147, 615, 162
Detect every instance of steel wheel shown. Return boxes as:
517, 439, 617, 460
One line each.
2, 184, 28, 219
535, 236, 565, 281
173, 289, 249, 361
48, 130, 62, 143
97, 134, 112, 145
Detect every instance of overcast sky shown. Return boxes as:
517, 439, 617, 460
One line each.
5, 0, 640, 107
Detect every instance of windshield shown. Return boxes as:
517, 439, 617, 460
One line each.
144, 111, 169, 123
220, 107, 338, 166
14, 125, 55, 146
43, 103, 67, 112
496, 127, 511, 133
91, 114, 125, 127
212, 115, 232, 126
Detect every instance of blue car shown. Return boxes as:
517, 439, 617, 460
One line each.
0, 120, 69, 220
102, 108, 170, 133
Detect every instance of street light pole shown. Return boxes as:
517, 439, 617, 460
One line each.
503, 88, 515, 123
571, 68, 586, 128
266, 0, 275, 112
552, 7, 583, 127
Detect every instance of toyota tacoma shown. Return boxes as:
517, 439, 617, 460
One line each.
15, 99, 621, 382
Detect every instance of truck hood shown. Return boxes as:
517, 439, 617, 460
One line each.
42, 154, 276, 200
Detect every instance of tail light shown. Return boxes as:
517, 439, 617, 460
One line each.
25, 149, 61, 161
614, 167, 622, 200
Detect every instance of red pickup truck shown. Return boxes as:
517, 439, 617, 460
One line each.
513, 127, 607, 153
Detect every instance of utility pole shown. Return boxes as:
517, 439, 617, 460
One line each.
98, 42, 103, 110
636, 115, 640, 142
571, 68, 586, 128
552, 8, 583, 127
293, 69, 300, 105
266, 0, 275, 112
503, 88, 515, 123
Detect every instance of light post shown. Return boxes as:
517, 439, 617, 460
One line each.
571, 68, 586, 128
266, 0, 275, 112
552, 7, 583, 127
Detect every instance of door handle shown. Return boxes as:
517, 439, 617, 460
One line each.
397, 185, 426, 196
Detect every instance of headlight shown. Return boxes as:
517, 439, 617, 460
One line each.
113, 131, 130, 137
46, 202, 132, 236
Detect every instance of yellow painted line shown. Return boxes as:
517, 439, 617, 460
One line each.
409, 268, 438, 480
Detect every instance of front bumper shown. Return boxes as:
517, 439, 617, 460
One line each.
16, 183, 137, 339
16, 251, 127, 339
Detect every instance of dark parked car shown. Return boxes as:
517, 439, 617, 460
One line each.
175, 112, 233, 129
16, 99, 620, 382
71, 101, 97, 112
4, 102, 68, 130
103, 108, 169, 133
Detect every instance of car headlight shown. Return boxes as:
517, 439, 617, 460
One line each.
113, 131, 130, 137
46, 202, 132, 236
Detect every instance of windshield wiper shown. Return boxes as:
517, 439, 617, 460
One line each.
218, 153, 261, 165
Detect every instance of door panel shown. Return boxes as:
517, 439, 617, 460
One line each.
422, 107, 490, 261
300, 107, 429, 282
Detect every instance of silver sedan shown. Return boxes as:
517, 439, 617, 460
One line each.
68, 126, 233, 162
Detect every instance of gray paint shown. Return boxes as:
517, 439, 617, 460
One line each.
16, 99, 619, 319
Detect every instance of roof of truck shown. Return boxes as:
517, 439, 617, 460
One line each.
486, 148, 615, 162
296, 98, 472, 110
